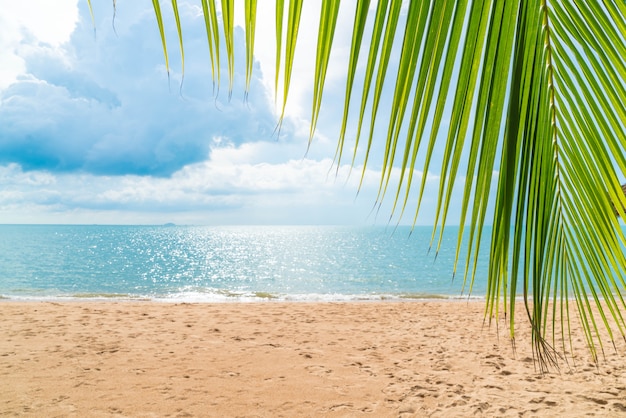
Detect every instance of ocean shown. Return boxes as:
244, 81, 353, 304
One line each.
0, 224, 491, 302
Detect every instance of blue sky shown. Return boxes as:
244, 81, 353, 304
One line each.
0, 1, 462, 225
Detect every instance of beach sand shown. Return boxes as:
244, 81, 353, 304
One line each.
1, 301, 625, 417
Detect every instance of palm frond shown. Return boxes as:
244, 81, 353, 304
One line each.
170, 0, 185, 89
139, 0, 626, 369
151, 0, 170, 78
200, 0, 221, 94
220, 0, 235, 99
276, 0, 303, 130
244, 0, 258, 100
309, 0, 340, 145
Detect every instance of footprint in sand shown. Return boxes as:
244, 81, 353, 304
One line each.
326, 403, 354, 412
305, 365, 333, 377
613, 402, 626, 412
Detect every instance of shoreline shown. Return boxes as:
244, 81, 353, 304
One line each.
2, 301, 625, 416
0, 295, 486, 303
0, 293, 488, 304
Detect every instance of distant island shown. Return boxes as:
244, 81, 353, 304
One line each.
163, 223, 176, 227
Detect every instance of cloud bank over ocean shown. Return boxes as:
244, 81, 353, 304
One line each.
0, 1, 453, 225
0, 1, 280, 176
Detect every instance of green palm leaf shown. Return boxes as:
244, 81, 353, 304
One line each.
309, 0, 340, 144
220, 0, 235, 99
151, 0, 170, 78
244, 0, 258, 100
141, 0, 626, 369
200, 0, 221, 94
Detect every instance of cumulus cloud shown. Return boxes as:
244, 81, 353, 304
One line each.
0, 1, 293, 176
0, 136, 455, 226
0, 1, 466, 225
0, 0, 79, 89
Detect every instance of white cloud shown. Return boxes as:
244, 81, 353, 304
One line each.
0, 1, 284, 176
0, 1, 468, 226
0, 0, 79, 89
0, 136, 453, 225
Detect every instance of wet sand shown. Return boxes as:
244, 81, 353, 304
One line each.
1, 301, 625, 417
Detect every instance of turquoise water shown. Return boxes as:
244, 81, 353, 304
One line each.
0, 225, 491, 301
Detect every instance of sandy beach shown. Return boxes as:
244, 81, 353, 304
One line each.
1, 301, 625, 417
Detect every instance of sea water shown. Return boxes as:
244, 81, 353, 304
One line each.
0, 224, 491, 301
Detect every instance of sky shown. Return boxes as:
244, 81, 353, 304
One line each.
0, 0, 460, 225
